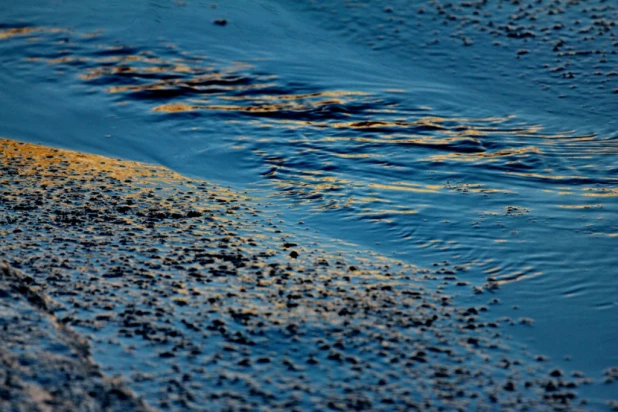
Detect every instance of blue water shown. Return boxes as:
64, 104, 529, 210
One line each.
1, 0, 617, 406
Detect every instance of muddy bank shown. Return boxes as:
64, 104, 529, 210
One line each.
1, 138, 613, 410
0, 261, 152, 411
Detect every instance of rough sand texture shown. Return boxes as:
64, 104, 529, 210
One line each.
0, 261, 152, 412
0, 138, 605, 410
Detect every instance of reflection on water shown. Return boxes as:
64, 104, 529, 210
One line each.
2, 22, 616, 255
289, 0, 618, 118
5, 137, 594, 411
1, 14, 617, 404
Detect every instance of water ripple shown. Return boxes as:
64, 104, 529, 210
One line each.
0, 23, 615, 274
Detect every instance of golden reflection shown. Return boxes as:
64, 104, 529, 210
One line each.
0, 26, 68, 41
153, 103, 201, 112
421, 146, 542, 163
582, 188, 618, 198
13, 24, 615, 220
30, 30, 598, 168
507, 172, 585, 180
332, 152, 376, 159
47, 57, 90, 65
368, 183, 439, 194
0, 27, 42, 40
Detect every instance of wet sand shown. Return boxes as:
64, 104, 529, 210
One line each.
1, 262, 152, 412
1, 137, 610, 410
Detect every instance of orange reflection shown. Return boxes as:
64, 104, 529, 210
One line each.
0, 27, 42, 40
14, 24, 615, 220
0, 26, 68, 41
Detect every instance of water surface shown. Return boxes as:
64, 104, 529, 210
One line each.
1, 0, 617, 407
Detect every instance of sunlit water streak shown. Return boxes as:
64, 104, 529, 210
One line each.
0, 0, 617, 406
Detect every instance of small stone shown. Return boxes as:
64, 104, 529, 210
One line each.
159, 351, 175, 358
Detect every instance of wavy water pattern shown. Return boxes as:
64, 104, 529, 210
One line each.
3, 24, 616, 244
1, 14, 617, 404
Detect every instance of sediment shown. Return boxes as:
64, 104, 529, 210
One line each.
0, 138, 599, 410
0, 261, 152, 412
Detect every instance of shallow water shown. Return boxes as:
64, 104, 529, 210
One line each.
1, 0, 617, 407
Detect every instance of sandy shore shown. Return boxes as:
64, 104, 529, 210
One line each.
1, 261, 152, 411
0, 138, 605, 410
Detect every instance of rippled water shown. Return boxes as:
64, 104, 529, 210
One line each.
1, 0, 617, 406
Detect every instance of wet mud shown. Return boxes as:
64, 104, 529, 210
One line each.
1, 138, 613, 410
0, 262, 152, 412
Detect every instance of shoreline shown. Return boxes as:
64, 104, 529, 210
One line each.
0, 137, 613, 410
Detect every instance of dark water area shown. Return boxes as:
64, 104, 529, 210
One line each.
1, 0, 617, 408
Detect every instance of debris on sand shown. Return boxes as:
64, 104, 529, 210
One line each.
0, 261, 152, 411
0, 138, 600, 410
